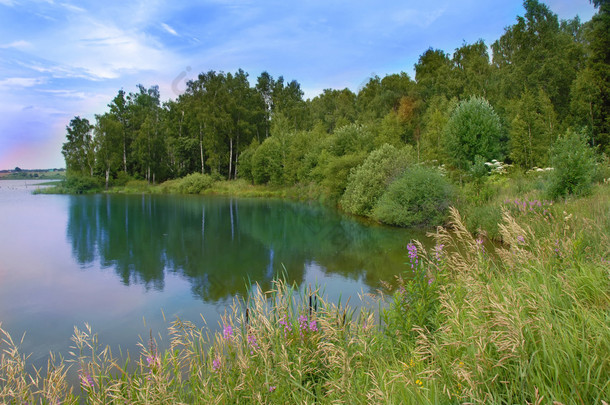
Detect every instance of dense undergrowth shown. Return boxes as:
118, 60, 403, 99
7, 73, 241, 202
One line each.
4, 184, 609, 404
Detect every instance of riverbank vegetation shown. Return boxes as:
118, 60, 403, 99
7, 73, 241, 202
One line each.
2, 184, 609, 403
55, 0, 609, 229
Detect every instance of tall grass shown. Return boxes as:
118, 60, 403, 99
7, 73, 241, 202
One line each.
2, 186, 609, 404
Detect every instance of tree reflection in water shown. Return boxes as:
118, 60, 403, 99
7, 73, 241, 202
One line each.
67, 195, 424, 303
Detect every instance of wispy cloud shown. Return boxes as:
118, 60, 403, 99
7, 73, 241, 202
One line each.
161, 22, 178, 36
0, 40, 32, 49
0, 77, 45, 87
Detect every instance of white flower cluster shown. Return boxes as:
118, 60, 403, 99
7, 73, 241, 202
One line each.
484, 159, 510, 174
526, 167, 554, 174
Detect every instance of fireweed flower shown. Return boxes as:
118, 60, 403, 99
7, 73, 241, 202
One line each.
146, 354, 160, 368
247, 334, 259, 354
212, 357, 221, 372
517, 235, 525, 244
476, 238, 485, 253
433, 243, 445, 263
79, 369, 94, 389
269, 385, 276, 392
298, 315, 308, 330
309, 320, 318, 332
223, 324, 233, 340
278, 317, 292, 334
407, 242, 418, 268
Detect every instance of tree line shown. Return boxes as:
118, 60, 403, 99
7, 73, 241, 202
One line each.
62, 0, 608, 192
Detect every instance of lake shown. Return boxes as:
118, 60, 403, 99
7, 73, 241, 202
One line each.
0, 180, 423, 370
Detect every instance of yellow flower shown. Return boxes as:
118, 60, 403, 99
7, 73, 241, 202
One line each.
415, 379, 423, 386
458, 361, 464, 367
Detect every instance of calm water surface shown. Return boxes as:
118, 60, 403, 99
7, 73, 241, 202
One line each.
0, 180, 423, 369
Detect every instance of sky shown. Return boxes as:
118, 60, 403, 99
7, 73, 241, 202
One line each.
0, 0, 597, 170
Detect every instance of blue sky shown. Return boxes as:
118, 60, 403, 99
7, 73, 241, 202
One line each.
0, 0, 596, 169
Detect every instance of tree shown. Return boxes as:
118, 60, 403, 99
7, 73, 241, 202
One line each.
415, 48, 457, 102
444, 97, 504, 171
509, 88, 557, 168
309, 88, 357, 133
108, 90, 131, 174
419, 95, 455, 163
491, 0, 584, 117
62, 116, 95, 176
580, 1, 610, 152
94, 113, 122, 189
255, 71, 274, 139
452, 40, 491, 98
130, 85, 164, 183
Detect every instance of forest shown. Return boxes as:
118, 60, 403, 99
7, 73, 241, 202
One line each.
61, 0, 609, 226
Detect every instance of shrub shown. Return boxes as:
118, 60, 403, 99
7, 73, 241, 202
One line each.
252, 137, 283, 185
177, 173, 215, 194
237, 140, 259, 184
373, 166, 453, 227
547, 130, 597, 199
326, 123, 375, 156
64, 174, 102, 194
320, 153, 367, 203
340, 144, 412, 216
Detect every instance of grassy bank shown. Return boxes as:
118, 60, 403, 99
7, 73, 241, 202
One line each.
2, 185, 608, 404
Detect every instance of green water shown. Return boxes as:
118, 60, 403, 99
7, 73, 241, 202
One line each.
0, 180, 424, 369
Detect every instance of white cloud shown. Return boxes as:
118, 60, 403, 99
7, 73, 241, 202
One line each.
59, 2, 86, 13
34, 19, 179, 80
161, 22, 178, 36
0, 77, 45, 87
0, 40, 32, 49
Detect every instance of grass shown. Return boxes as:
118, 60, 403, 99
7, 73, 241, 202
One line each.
2, 184, 609, 404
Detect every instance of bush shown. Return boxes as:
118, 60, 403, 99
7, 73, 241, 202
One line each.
176, 173, 215, 194
373, 166, 453, 227
340, 144, 412, 216
547, 130, 597, 199
320, 153, 367, 203
112, 171, 132, 187
64, 174, 102, 194
238, 140, 259, 184
252, 137, 283, 185
326, 123, 375, 156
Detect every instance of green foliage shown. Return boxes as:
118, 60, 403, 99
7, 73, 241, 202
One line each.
373, 166, 453, 227
62, 116, 95, 176
340, 144, 412, 216
444, 96, 504, 170
252, 137, 283, 185
160, 173, 215, 194
237, 140, 259, 184
178, 173, 215, 194
63, 174, 102, 194
320, 153, 367, 203
547, 130, 598, 198
508, 88, 558, 168
326, 123, 375, 157
383, 242, 442, 343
